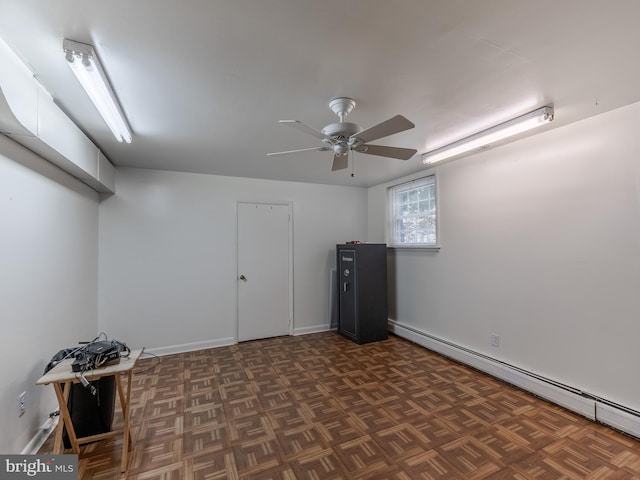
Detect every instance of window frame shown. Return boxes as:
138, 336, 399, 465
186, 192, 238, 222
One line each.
387, 174, 440, 250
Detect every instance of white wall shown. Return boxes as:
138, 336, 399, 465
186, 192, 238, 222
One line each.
98, 167, 367, 353
368, 101, 640, 412
0, 135, 99, 454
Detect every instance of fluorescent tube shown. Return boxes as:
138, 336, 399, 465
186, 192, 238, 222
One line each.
422, 106, 553, 165
63, 39, 132, 143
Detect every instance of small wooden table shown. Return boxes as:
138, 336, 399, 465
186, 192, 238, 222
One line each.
37, 348, 144, 473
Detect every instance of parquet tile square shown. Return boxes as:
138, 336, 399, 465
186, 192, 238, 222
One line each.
570, 426, 640, 470
188, 449, 238, 480
435, 405, 491, 434
233, 438, 282, 477
431, 364, 473, 382
128, 461, 184, 480
471, 426, 535, 465
275, 424, 327, 460
313, 415, 363, 445
256, 388, 297, 411
146, 396, 184, 418
332, 435, 394, 476
227, 415, 275, 444
463, 397, 514, 425
523, 405, 591, 438
392, 367, 451, 389
429, 382, 477, 405
241, 463, 297, 480
277, 371, 315, 388
347, 405, 399, 434
437, 436, 503, 478
289, 448, 348, 479
138, 413, 183, 439
488, 389, 539, 415
383, 377, 428, 397
409, 416, 460, 448
184, 403, 225, 428
494, 418, 558, 452
223, 396, 263, 419
184, 363, 214, 381
399, 449, 463, 480
245, 366, 278, 382
326, 385, 372, 411
342, 370, 381, 389
371, 423, 431, 459
265, 405, 307, 431
129, 435, 183, 471
186, 388, 222, 408
288, 382, 326, 403
481, 466, 533, 480
378, 396, 428, 424
454, 376, 503, 398
299, 397, 343, 422
37, 332, 640, 479
541, 438, 616, 478
218, 370, 250, 385
357, 383, 402, 405
512, 450, 583, 479
183, 423, 228, 455
409, 387, 461, 413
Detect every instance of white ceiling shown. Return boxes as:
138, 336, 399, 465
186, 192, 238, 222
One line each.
1, 0, 639, 187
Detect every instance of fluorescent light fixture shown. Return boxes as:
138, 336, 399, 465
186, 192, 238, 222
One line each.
63, 38, 132, 143
422, 106, 554, 165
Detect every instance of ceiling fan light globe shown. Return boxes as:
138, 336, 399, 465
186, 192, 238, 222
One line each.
334, 144, 349, 156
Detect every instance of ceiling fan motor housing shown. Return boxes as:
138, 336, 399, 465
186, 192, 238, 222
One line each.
322, 122, 362, 139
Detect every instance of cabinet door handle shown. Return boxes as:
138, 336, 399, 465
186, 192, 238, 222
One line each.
343, 282, 349, 292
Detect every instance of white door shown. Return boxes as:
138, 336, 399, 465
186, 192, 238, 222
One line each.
237, 203, 291, 342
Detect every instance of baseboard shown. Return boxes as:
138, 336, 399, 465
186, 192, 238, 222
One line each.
139, 328, 339, 356
293, 324, 332, 336
145, 337, 236, 357
21, 416, 58, 455
389, 319, 640, 436
596, 403, 640, 438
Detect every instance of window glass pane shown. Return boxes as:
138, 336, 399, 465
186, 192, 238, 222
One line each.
390, 175, 437, 246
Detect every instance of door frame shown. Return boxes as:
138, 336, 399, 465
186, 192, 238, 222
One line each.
235, 201, 294, 342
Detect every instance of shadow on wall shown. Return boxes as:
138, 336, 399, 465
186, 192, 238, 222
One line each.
387, 250, 396, 321
326, 248, 338, 329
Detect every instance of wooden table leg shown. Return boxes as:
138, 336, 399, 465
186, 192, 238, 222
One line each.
53, 381, 79, 454
52, 382, 71, 453
115, 371, 134, 472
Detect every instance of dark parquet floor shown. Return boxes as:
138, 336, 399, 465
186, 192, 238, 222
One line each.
39, 332, 640, 479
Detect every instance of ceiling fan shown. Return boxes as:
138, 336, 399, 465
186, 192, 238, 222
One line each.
267, 97, 418, 171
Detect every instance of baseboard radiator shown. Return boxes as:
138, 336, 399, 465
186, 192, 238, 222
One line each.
389, 319, 640, 439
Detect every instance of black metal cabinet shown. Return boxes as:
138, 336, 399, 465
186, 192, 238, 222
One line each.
336, 243, 388, 344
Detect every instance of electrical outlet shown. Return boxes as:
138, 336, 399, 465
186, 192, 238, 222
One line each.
491, 334, 500, 347
17, 391, 26, 417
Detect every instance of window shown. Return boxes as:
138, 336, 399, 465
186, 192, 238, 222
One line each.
389, 175, 437, 247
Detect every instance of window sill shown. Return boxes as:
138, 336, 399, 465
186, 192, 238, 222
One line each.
388, 245, 440, 252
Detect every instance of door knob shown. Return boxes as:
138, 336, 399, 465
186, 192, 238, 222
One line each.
239, 275, 247, 281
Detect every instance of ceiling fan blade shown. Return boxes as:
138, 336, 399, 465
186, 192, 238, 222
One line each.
331, 155, 349, 171
358, 144, 417, 160
279, 120, 331, 141
353, 115, 415, 144
267, 147, 330, 156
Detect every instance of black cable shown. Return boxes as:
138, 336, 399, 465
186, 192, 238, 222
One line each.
136, 352, 161, 375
